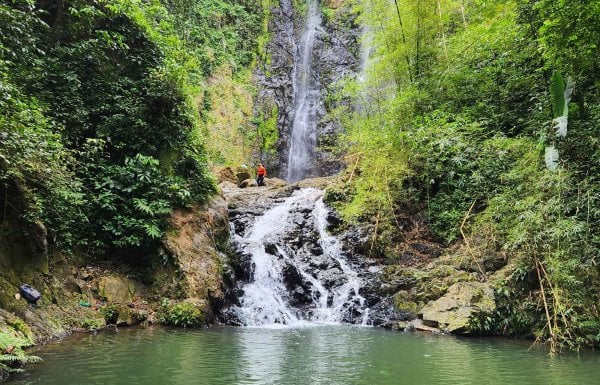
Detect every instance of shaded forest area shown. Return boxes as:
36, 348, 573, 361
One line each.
0, 0, 266, 256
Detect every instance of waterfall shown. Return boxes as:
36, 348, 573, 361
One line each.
358, 26, 373, 84
231, 188, 370, 327
356, 26, 374, 114
286, 0, 322, 183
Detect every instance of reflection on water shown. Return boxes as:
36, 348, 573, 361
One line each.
7, 326, 600, 385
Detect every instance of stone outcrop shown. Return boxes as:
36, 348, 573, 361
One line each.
419, 282, 496, 334
0, 193, 233, 343
98, 276, 135, 304
161, 195, 231, 320
374, 243, 512, 334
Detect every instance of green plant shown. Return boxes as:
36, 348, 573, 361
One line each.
159, 300, 204, 327
101, 304, 120, 324
0, 331, 41, 380
80, 318, 101, 331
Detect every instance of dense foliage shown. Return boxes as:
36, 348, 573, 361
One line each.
159, 299, 204, 327
0, 0, 265, 256
333, 0, 600, 351
0, 329, 40, 379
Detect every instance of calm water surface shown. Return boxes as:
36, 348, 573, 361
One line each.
7, 326, 600, 385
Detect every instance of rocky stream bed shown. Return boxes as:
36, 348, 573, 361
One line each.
1, 170, 512, 375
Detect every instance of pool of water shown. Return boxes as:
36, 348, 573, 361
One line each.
7, 326, 600, 385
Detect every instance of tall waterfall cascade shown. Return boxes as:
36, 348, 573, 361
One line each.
230, 188, 370, 327
286, 0, 322, 183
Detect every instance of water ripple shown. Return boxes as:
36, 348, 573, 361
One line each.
7, 326, 600, 385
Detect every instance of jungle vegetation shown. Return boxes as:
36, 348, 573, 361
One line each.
1, 0, 599, 354
0, 0, 267, 256
332, 0, 600, 352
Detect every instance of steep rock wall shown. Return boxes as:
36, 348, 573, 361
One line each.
255, 0, 359, 179
0, 195, 233, 343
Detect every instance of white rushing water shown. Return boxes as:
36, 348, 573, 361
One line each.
286, 0, 322, 183
358, 26, 373, 84
232, 188, 369, 327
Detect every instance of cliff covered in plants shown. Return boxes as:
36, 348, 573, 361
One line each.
0, 0, 267, 373
1, 0, 599, 365
326, 0, 600, 352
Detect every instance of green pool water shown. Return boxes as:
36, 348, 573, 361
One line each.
7, 326, 600, 385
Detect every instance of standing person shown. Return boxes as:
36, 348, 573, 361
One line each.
256, 163, 267, 186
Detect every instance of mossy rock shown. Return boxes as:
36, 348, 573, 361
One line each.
393, 296, 419, 320
419, 282, 496, 334
98, 276, 134, 304
0, 310, 35, 345
380, 266, 420, 290
115, 305, 147, 327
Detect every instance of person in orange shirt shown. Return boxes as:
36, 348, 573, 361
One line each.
256, 163, 267, 186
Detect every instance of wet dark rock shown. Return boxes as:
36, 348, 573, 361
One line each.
325, 211, 342, 231
309, 254, 329, 269
290, 287, 308, 305
232, 251, 255, 282
255, 0, 359, 179
367, 298, 399, 327
340, 226, 373, 256
282, 264, 304, 289
264, 242, 279, 256
307, 242, 324, 257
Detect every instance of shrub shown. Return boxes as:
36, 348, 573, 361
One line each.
159, 300, 204, 328
101, 304, 120, 325
0, 331, 41, 380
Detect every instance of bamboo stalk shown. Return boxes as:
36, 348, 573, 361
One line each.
535, 258, 556, 355
392, 0, 414, 82
369, 204, 381, 257
346, 153, 362, 184
436, 0, 448, 60
538, 261, 571, 338
460, 199, 485, 279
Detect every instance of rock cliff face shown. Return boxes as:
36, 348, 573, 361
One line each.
160, 196, 232, 319
255, 0, 359, 179
0, 195, 233, 343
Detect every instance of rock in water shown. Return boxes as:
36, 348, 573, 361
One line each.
419, 281, 496, 334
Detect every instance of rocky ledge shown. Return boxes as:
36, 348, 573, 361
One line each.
0, 194, 232, 349
215, 166, 508, 334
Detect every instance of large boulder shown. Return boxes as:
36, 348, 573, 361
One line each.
419, 281, 495, 334
162, 195, 230, 319
265, 178, 287, 188
235, 167, 252, 185
115, 305, 147, 327
98, 276, 134, 304
214, 166, 238, 184
239, 178, 258, 188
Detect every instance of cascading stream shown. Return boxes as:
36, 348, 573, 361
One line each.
231, 188, 369, 327
286, 0, 322, 182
